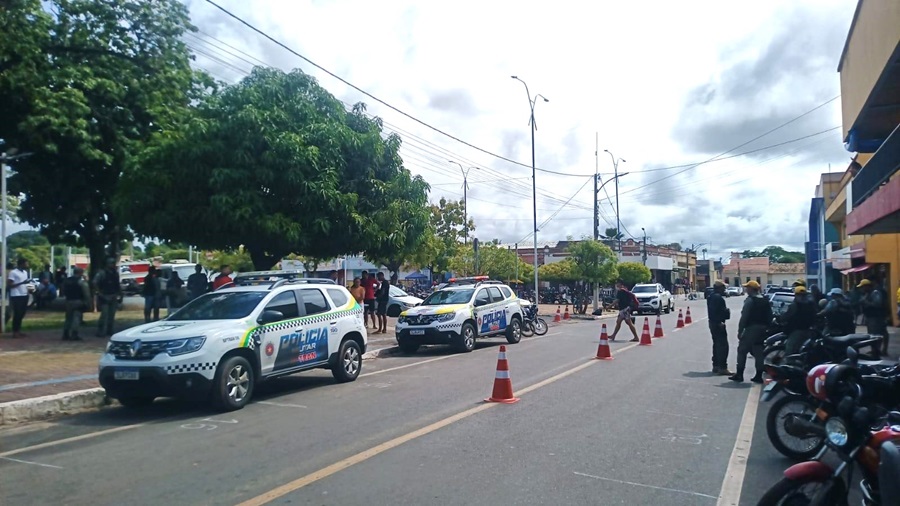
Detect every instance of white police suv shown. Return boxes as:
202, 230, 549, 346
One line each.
394, 277, 523, 353
99, 274, 366, 411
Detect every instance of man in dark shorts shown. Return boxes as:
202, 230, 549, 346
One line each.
375, 272, 390, 334
608, 279, 639, 342
361, 270, 377, 330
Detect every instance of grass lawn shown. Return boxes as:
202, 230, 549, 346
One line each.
17, 309, 146, 332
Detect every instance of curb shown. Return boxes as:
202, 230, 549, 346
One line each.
0, 388, 113, 426
362, 346, 402, 360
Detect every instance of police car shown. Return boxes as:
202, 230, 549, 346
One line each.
395, 277, 524, 353
98, 275, 366, 411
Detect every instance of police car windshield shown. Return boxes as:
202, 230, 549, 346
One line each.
168, 292, 267, 321
422, 289, 474, 305
632, 286, 656, 293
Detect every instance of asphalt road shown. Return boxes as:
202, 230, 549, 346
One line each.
1, 296, 796, 505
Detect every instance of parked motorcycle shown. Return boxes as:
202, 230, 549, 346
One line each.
763, 336, 891, 461
520, 301, 548, 337
758, 348, 900, 505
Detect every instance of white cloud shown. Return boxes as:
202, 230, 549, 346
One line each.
186, 0, 857, 260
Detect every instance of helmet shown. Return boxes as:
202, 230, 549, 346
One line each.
807, 364, 838, 401
828, 288, 844, 297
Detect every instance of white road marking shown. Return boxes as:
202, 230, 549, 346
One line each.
573, 472, 717, 500
646, 409, 725, 423
258, 401, 308, 409
716, 383, 761, 506
0, 456, 63, 469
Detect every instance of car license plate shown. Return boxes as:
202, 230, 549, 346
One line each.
114, 369, 139, 381
410, 329, 425, 335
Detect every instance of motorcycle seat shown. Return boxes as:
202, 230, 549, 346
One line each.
823, 333, 874, 346
858, 359, 898, 374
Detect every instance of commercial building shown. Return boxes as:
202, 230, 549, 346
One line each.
829, 0, 900, 325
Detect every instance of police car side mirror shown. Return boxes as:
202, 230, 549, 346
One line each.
258, 310, 284, 325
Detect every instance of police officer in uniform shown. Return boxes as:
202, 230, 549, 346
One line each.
730, 281, 772, 383
706, 280, 732, 375
781, 285, 817, 355
62, 267, 92, 341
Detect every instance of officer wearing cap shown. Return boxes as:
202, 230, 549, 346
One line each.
730, 280, 772, 383
780, 284, 818, 355
706, 280, 732, 375
858, 278, 888, 354
817, 288, 854, 337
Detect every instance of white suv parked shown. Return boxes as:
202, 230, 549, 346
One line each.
395, 277, 523, 353
99, 278, 366, 411
632, 283, 674, 315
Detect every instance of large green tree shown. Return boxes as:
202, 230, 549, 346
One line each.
742, 246, 805, 264
425, 198, 473, 279
617, 261, 651, 287
120, 68, 429, 269
567, 239, 618, 285
449, 243, 531, 281
0, 0, 200, 276
538, 258, 579, 282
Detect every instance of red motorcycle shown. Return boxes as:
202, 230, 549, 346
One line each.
758, 350, 900, 505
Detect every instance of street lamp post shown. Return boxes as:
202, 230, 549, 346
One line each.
0, 147, 32, 335
641, 227, 647, 266
448, 161, 477, 245
511, 76, 548, 304
603, 150, 626, 254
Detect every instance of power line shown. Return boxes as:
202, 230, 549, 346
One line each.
202, 0, 577, 177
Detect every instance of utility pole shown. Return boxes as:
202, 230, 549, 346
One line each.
514, 243, 519, 287
641, 228, 647, 266
592, 134, 599, 312
448, 161, 476, 245
603, 150, 626, 254
1, 154, 7, 334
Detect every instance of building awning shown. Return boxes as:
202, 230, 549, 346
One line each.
840, 263, 874, 275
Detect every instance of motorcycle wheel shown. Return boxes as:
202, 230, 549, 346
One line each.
762, 345, 786, 381
533, 318, 548, 336
757, 477, 834, 506
521, 322, 535, 337
766, 395, 825, 462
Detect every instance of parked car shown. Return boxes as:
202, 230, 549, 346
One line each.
395, 276, 523, 353
631, 283, 673, 314
99, 279, 366, 410
725, 286, 743, 297
770, 292, 795, 316
387, 285, 422, 317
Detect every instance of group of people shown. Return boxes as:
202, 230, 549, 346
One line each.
706, 276, 894, 384
349, 271, 391, 334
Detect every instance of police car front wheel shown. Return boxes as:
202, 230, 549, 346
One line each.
453, 323, 476, 353
332, 339, 362, 383
212, 356, 255, 411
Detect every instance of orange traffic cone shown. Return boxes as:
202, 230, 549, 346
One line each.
595, 323, 613, 360
554, 306, 561, 323
685, 306, 693, 324
485, 345, 519, 404
563, 304, 570, 320
676, 309, 685, 328
654, 314, 665, 338
639, 317, 653, 346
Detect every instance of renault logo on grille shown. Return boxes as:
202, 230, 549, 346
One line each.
130, 339, 142, 357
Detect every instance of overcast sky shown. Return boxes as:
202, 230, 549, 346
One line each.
175, 1, 857, 261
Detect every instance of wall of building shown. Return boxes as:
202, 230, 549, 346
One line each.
864, 233, 900, 326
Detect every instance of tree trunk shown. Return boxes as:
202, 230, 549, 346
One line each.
248, 248, 279, 271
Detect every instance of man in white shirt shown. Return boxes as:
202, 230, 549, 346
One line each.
7, 258, 31, 338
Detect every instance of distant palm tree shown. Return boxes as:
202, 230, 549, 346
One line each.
701, 248, 708, 260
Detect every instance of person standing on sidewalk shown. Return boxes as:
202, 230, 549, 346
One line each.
858, 279, 888, 355
781, 285, 817, 355
375, 272, 390, 334
93, 257, 121, 338
6, 258, 31, 338
62, 267, 93, 341
730, 281, 771, 383
187, 264, 208, 301
707, 280, 732, 375
142, 266, 162, 323
361, 271, 377, 330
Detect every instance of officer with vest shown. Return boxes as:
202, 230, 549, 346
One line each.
707, 280, 732, 375
729, 281, 772, 383
817, 288, 855, 337
781, 284, 818, 355
62, 267, 93, 341
93, 257, 122, 338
